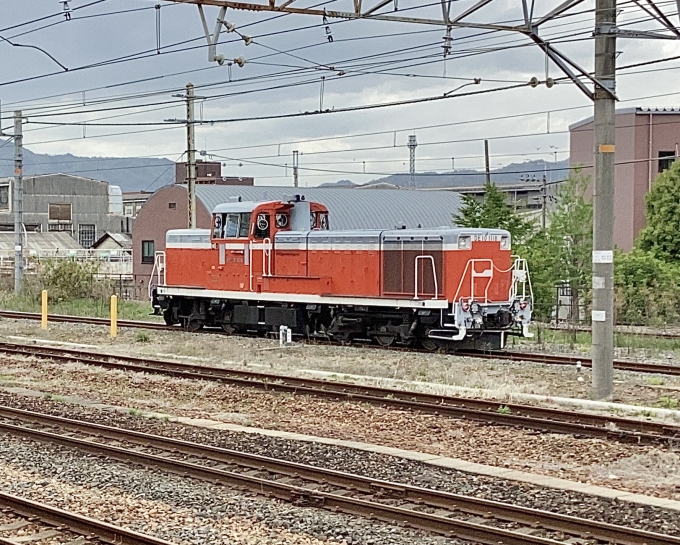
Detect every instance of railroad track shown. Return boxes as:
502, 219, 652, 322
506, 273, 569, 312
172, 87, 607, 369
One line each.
461, 350, 680, 376
1, 341, 678, 445
1, 405, 677, 545
0, 309, 170, 331
0, 489, 173, 545
1, 309, 678, 376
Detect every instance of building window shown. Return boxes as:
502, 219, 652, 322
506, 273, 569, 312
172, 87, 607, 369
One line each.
0, 182, 10, 211
124, 205, 134, 216
142, 240, 155, 263
78, 224, 96, 248
48, 223, 73, 235
659, 151, 676, 173
48, 203, 72, 222
168, 202, 177, 209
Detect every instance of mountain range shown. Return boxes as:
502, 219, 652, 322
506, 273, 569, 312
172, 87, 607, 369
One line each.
0, 140, 570, 192
0, 139, 175, 193
319, 159, 571, 189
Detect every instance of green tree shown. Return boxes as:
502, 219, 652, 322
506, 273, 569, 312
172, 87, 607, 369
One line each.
524, 172, 593, 320
637, 160, 680, 262
453, 181, 534, 244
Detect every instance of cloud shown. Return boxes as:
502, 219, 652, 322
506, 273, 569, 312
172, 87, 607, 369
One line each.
0, 1, 678, 186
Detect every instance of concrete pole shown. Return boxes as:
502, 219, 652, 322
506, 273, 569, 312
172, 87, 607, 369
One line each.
13, 111, 23, 294
186, 83, 197, 229
591, 0, 616, 400
484, 139, 491, 185
541, 176, 547, 230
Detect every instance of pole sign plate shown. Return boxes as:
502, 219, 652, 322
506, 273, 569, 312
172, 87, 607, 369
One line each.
592, 250, 613, 264
592, 310, 606, 322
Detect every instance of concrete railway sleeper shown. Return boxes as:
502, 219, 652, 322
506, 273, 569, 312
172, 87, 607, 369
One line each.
0, 406, 677, 545
0, 490, 174, 545
0, 342, 678, 445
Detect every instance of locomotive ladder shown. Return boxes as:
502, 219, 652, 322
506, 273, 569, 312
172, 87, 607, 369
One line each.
148, 251, 166, 300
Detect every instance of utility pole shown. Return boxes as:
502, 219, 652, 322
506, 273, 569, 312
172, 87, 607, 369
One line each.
591, 0, 616, 400
186, 83, 197, 229
541, 176, 547, 230
13, 111, 23, 294
408, 135, 417, 188
484, 139, 491, 185
292, 150, 299, 188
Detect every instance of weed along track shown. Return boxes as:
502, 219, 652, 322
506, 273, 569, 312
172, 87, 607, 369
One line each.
1, 341, 678, 445
0, 405, 678, 545
0, 489, 174, 545
1, 310, 679, 376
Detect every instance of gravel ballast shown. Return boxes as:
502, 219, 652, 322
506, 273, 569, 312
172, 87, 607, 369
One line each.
0, 391, 678, 537
2, 354, 679, 499
0, 431, 459, 545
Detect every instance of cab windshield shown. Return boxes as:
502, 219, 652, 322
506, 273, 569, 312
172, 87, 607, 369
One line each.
213, 212, 251, 238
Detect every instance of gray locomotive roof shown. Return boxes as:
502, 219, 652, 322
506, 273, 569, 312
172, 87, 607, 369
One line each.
195, 185, 462, 230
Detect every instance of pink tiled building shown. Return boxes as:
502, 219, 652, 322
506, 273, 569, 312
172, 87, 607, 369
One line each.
569, 108, 680, 251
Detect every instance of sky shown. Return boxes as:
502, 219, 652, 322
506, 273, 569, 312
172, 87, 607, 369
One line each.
0, 0, 679, 189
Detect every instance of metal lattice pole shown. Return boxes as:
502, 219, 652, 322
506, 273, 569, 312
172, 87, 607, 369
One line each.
408, 135, 417, 188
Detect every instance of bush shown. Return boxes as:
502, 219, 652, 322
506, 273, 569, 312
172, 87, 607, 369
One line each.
29, 259, 108, 302
614, 249, 680, 325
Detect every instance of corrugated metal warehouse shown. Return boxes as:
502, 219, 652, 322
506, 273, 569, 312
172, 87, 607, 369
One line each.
0, 173, 131, 248
132, 184, 462, 298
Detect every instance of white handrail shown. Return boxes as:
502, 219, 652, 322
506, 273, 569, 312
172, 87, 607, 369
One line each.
414, 255, 438, 300
453, 258, 493, 304
262, 237, 272, 277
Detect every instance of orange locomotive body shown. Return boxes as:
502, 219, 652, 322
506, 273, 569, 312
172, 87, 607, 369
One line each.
153, 196, 533, 350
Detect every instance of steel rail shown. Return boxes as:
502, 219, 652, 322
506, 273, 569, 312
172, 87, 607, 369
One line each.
462, 350, 680, 376
1, 341, 678, 445
0, 309, 170, 330
1, 309, 679, 375
1, 407, 678, 545
0, 490, 175, 545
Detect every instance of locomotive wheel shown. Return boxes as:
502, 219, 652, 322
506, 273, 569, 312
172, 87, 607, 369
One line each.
184, 319, 203, 333
419, 338, 438, 352
163, 309, 176, 326
374, 334, 396, 347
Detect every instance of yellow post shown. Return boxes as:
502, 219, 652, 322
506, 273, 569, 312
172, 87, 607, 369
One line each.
41, 290, 48, 330
110, 295, 118, 338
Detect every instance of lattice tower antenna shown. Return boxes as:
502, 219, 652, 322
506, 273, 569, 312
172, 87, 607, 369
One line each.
408, 135, 417, 188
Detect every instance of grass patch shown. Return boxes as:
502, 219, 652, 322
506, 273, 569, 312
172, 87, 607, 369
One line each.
0, 292, 162, 322
658, 396, 679, 410
134, 331, 151, 343
530, 325, 680, 353
646, 376, 666, 386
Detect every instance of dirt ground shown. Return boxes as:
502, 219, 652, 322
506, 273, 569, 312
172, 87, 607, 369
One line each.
2, 317, 680, 410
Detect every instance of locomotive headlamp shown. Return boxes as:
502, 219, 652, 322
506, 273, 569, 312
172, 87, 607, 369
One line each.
500, 236, 510, 250
470, 302, 481, 314
519, 301, 528, 310
458, 235, 471, 249
461, 301, 470, 312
